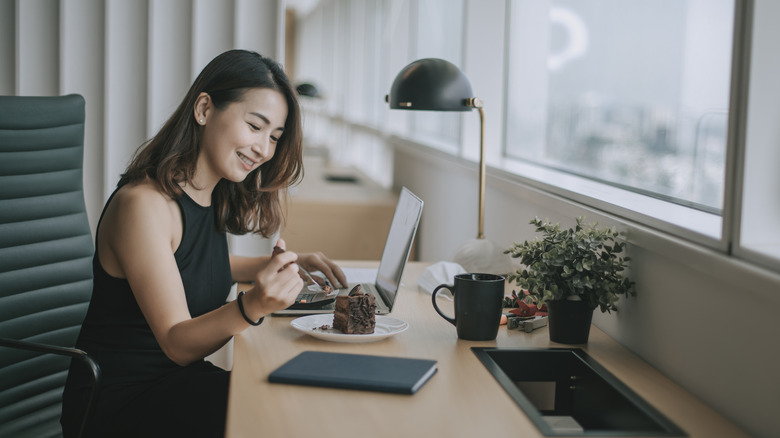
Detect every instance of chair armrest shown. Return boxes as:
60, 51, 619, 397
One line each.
0, 337, 102, 438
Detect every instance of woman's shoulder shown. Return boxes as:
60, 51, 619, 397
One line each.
115, 181, 174, 203
97, 183, 185, 277
109, 182, 180, 223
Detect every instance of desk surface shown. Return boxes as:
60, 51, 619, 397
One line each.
225, 262, 749, 438
282, 157, 398, 260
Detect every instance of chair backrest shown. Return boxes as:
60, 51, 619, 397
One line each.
0, 94, 94, 437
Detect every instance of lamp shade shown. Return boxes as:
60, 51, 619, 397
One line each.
296, 82, 321, 98
387, 58, 474, 112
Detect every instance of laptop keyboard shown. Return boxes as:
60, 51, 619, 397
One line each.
296, 292, 331, 304
289, 291, 336, 310
286, 283, 390, 313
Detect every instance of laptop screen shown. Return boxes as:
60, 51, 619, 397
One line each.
375, 187, 423, 305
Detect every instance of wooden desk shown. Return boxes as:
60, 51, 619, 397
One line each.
225, 262, 749, 438
282, 157, 398, 260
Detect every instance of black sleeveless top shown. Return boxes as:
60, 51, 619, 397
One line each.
65, 190, 232, 390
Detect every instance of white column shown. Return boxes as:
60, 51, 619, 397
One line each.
16, 0, 59, 95
235, 0, 279, 58
147, 0, 192, 137
104, 0, 149, 197
60, 0, 106, 232
0, 0, 15, 94
191, 0, 235, 78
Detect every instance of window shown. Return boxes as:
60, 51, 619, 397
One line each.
504, 0, 735, 233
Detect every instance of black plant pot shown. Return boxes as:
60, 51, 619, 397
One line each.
546, 300, 594, 344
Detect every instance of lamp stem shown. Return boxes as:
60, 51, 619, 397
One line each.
477, 106, 485, 240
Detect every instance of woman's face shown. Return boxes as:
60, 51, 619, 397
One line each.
198, 88, 288, 184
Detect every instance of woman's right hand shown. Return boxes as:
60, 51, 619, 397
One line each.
243, 241, 303, 319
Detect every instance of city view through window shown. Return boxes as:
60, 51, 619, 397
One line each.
505, 0, 735, 213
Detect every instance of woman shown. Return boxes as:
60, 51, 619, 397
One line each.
61, 49, 346, 437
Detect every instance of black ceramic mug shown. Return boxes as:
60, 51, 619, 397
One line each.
431, 273, 505, 341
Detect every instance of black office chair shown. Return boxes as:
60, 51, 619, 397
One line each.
0, 94, 101, 438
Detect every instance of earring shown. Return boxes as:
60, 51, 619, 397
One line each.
199, 119, 204, 124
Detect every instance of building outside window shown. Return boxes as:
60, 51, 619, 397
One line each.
504, 0, 735, 239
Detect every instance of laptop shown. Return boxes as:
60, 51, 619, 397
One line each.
275, 187, 423, 316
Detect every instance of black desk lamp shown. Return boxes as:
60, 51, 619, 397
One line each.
386, 58, 511, 274
296, 82, 322, 98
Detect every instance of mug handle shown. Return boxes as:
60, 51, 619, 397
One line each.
431, 284, 456, 326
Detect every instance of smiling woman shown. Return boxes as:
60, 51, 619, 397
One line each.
119, 50, 304, 237
59, 50, 347, 438
195, 87, 288, 187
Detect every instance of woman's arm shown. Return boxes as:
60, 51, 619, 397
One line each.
230, 244, 348, 288
229, 254, 271, 283
296, 251, 348, 288
101, 186, 302, 366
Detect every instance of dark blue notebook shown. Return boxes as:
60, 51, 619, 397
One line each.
268, 351, 437, 394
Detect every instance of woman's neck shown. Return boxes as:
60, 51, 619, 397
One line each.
181, 155, 222, 206
179, 180, 215, 207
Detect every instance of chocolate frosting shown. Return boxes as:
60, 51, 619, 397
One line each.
350, 295, 376, 327
333, 287, 376, 334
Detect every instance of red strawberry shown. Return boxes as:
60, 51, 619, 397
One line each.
509, 301, 538, 317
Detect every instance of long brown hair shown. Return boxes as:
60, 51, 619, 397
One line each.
119, 50, 303, 236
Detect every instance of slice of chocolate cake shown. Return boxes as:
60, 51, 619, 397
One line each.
333, 285, 376, 334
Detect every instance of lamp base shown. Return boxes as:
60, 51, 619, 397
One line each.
452, 237, 514, 276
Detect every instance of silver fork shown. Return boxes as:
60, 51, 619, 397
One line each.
273, 246, 329, 293
299, 266, 327, 292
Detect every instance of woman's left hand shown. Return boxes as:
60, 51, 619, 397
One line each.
297, 251, 347, 289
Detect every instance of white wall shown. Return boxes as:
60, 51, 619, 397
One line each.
1, 0, 284, 253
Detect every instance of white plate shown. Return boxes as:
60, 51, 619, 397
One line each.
290, 314, 409, 343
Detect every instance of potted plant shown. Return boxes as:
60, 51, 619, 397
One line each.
504, 216, 636, 344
